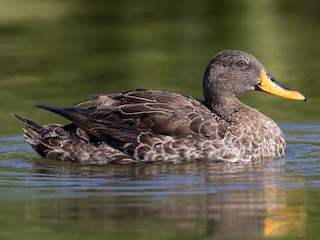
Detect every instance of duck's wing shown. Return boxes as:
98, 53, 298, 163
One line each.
39, 90, 229, 160
81, 90, 228, 138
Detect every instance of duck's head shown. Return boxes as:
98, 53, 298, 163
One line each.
203, 50, 306, 104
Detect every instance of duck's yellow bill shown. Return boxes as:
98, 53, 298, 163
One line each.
257, 69, 306, 101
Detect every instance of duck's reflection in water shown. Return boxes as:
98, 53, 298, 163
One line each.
27, 159, 307, 238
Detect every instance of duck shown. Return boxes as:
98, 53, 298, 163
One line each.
14, 50, 306, 164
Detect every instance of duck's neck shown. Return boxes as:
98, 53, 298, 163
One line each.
207, 96, 247, 122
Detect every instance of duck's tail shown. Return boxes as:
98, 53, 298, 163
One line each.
13, 113, 136, 164
12, 113, 58, 158
12, 114, 46, 133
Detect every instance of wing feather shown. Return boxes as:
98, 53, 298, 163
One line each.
39, 90, 227, 156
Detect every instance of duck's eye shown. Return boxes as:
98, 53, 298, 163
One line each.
237, 60, 248, 68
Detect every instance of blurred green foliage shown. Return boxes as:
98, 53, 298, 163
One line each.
0, 0, 319, 136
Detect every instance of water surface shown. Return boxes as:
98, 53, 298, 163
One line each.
1, 124, 320, 239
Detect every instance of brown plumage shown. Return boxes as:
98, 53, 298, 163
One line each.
14, 50, 306, 164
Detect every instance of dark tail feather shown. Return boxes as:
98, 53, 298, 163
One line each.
12, 113, 46, 133
12, 114, 48, 154
37, 105, 89, 124
36, 104, 101, 139
37, 105, 138, 147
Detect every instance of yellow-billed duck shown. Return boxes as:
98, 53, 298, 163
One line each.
14, 50, 306, 164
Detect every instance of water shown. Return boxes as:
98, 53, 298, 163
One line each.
1, 125, 320, 239
1, 0, 320, 239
